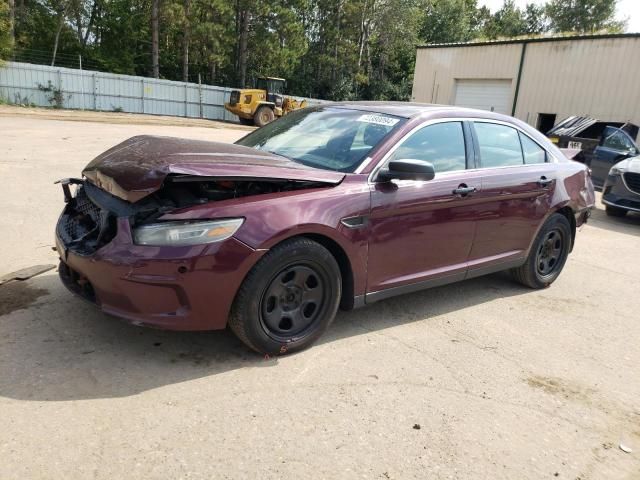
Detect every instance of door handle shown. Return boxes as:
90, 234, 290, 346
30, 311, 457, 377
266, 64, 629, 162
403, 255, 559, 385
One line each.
452, 185, 477, 196
537, 176, 553, 187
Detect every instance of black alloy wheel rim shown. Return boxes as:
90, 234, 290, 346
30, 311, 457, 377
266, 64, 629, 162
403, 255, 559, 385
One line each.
260, 263, 327, 339
536, 228, 564, 277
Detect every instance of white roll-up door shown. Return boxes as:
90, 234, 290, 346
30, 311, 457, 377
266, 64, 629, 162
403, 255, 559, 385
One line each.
453, 79, 512, 115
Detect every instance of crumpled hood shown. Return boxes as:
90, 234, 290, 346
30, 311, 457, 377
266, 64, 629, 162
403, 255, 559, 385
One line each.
82, 135, 345, 202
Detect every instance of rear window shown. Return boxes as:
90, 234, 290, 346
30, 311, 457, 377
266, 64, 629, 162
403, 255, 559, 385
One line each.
520, 133, 547, 164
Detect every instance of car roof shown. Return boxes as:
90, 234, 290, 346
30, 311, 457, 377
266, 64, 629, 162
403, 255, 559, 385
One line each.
326, 101, 509, 120
325, 101, 570, 162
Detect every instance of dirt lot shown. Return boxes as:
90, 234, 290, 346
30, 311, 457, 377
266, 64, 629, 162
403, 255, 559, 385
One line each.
1, 108, 639, 479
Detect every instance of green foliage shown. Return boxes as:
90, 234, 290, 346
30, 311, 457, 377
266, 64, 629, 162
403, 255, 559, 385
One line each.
0, 0, 13, 61
12, 92, 36, 106
483, 0, 527, 39
420, 0, 484, 44
545, 0, 624, 33
523, 3, 549, 34
37, 80, 68, 108
8, 0, 627, 101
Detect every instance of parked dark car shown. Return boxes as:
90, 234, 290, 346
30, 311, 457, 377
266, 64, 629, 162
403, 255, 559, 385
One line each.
56, 103, 595, 354
547, 116, 640, 187
602, 156, 640, 216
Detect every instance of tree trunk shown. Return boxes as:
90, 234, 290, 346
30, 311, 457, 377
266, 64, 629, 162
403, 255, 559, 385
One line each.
151, 0, 160, 78
8, 0, 15, 45
210, 62, 216, 84
51, 12, 65, 66
81, 1, 98, 48
357, 0, 368, 70
237, 8, 249, 87
182, 0, 191, 82
332, 0, 341, 83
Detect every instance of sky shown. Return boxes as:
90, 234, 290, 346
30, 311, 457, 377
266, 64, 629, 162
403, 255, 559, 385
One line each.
478, 0, 640, 33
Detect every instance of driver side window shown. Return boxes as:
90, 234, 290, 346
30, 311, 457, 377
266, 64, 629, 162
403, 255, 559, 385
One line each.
388, 122, 467, 173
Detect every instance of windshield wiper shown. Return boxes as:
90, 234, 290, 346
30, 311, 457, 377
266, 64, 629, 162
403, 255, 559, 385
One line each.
265, 149, 296, 161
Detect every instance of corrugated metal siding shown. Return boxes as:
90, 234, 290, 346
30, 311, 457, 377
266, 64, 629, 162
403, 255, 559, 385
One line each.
514, 37, 640, 127
412, 44, 522, 105
412, 37, 640, 128
0, 61, 323, 123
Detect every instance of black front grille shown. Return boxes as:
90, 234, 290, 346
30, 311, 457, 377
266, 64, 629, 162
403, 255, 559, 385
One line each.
623, 172, 640, 195
229, 90, 240, 106
57, 185, 117, 255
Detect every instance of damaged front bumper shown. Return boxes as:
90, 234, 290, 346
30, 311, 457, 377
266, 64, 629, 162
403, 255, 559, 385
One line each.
55, 181, 264, 331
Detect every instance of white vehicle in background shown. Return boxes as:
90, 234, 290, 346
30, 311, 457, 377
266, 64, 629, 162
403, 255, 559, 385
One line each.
602, 157, 640, 217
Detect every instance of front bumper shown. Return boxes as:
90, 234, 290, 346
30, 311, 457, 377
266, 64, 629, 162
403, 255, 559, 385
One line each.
56, 217, 265, 331
602, 174, 640, 213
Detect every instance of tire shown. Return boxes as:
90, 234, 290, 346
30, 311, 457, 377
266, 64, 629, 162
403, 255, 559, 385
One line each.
605, 205, 627, 217
229, 238, 342, 355
239, 117, 254, 126
511, 213, 572, 289
254, 105, 275, 127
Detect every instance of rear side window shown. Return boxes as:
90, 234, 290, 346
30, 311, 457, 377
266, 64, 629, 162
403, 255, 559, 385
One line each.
389, 122, 466, 173
519, 133, 547, 164
474, 122, 523, 167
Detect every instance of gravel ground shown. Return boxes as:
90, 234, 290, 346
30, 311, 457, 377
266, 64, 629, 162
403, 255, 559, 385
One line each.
1, 108, 639, 479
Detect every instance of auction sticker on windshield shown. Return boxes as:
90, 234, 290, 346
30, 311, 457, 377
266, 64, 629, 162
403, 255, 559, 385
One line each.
357, 114, 400, 127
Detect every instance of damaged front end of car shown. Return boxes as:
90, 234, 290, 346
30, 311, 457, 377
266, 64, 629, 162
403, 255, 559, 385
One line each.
53, 135, 347, 329
55, 174, 337, 256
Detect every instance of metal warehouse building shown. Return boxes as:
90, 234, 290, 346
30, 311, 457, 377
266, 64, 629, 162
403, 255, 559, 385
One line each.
411, 33, 640, 133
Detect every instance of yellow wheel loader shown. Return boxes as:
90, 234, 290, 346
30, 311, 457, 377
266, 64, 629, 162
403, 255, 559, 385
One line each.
224, 77, 307, 127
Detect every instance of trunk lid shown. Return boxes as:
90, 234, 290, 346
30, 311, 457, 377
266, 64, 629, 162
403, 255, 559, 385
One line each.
82, 135, 345, 202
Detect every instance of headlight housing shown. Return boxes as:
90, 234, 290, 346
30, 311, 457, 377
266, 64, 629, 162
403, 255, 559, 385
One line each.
133, 219, 244, 246
609, 165, 625, 176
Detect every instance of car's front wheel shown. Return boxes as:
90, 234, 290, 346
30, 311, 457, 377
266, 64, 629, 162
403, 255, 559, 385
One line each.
229, 238, 341, 355
511, 213, 571, 289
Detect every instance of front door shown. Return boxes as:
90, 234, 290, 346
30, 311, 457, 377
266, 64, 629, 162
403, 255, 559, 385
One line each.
366, 121, 481, 300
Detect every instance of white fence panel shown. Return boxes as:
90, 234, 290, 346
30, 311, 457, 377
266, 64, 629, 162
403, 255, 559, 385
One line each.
0, 61, 323, 123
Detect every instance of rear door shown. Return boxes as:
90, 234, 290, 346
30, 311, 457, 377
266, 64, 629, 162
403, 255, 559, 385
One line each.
592, 128, 639, 187
366, 121, 481, 299
467, 121, 557, 273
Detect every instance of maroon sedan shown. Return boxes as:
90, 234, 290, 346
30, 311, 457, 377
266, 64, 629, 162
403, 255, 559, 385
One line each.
56, 103, 595, 354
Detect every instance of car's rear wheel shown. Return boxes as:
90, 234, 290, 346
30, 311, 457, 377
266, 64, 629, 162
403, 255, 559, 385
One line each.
229, 238, 341, 355
254, 106, 275, 127
605, 205, 627, 217
511, 213, 571, 289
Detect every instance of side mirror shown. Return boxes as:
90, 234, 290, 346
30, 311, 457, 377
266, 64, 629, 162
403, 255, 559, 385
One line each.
376, 159, 436, 182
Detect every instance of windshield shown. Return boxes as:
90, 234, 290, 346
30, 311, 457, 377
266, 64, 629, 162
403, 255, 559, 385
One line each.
256, 78, 284, 94
235, 107, 405, 172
